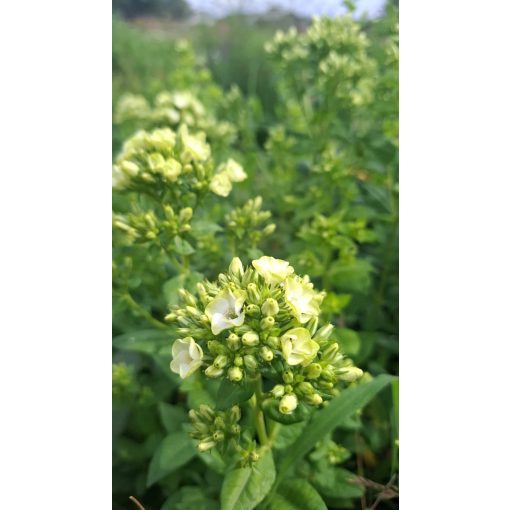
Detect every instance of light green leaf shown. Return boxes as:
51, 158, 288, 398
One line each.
276, 375, 394, 485
158, 402, 188, 433
174, 235, 195, 255
113, 329, 170, 354
147, 431, 196, 487
268, 479, 327, 510
221, 450, 275, 510
216, 379, 255, 410
311, 467, 364, 499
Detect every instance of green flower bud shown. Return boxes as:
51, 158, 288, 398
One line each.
247, 283, 260, 302
260, 316, 275, 330
214, 416, 226, 429
214, 354, 228, 369
284, 384, 294, 394
242, 331, 260, 347
266, 336, 280, 350
260, 346, 274, 362
321, 368, 336, 382
230, 424, 241, 435
318, 380, 334, 390
306, 393, 323, 406
213, 430, 225, 442
338, 366, 363, 382
229, 405, 241, 422
271, 384, 285, 398
307, 316, 319, 336
243, 355, 258, 371
322, 343, 339, 362
227, 333, 241, 351
198, 405, 215, 422
228, 366, 244, 382
283, 369, 294, 384
197, 440, 216, 452
304, 363, 322, 379
262, 224, 276, 236
261, 298, 279, 316
315, 323, 334, 341
189, 409, 200, 422
192, 422, 209, 435
208, 340, 226, 355
279, 394, 298, 414
229, 257, 244, 278
179, 207, 193, 223
234, 355, 243, 367
297, 382, 315, 395
165, 312, 177, 322
246, 304, 261, 317
205, 365, 224, 378
250, 451, 260, 462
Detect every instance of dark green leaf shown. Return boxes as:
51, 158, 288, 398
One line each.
221, 450, 276, 510
158, 402, 188, 433
146, 431, 196, 487
216, 379, 255, 410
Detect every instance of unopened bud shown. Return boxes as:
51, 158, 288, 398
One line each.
234, 355, 243, 366
214, 354, 228, 369
322, 343, 339, 362
261, 298, 279, 316
214, 416, 225, 429
229, 405, 241, 422
271, 384, 285, 398
212, 430, 224, 442
307, 393, 323, 406
305, 363, 322, 379
260, 316, 275, 330
229, 257, 244, 278
279, 394, 298, 414
262, 224, 276, 236
198, 405, 215, 422
297, 382, 315, 395
321, 368, 336, 382
205, 365, 223, 378
228, 366, 243, 382
230, 424, 241, 435
315, 323, 334, 341
197, 440, 216, 452
246, 304, 260, 317
266, 336, 280, 350
260, 346, 274, 362
307, 316, 319, 336
242, 331, 259, 346
243, 355, 258, 372
283, 369, 294, 384
227, 333, 241, 351
250, 451, 260, 462
247, 283, 260, 302
338, 366, 363, 382
179, 207, 193, 223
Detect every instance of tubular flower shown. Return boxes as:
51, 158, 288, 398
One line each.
252, 256, 294, 285
284, 275, 323, 323
170, 337, 204, 378
281, 327, 320, 366
205, 288, 246, 335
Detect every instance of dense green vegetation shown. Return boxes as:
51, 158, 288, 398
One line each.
113, 5, 398, 509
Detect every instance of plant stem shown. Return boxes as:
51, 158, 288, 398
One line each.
253, 375, 269, 446
122, 292, 168, 330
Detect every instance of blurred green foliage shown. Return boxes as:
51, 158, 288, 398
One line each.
113, 3, 398, 509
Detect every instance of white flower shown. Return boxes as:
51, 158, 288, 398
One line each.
284, 275, 323, 323
252, 256, 294, 285
178, 125, 210, 162
209, 171, 232, 197
170, 337, 203, 378
218, 159, 247, 183
281, 327, 319, 366
279, 394, 298, 414
205, 288, 245, 335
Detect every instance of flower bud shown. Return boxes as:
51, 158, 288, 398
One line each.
284, 384, 293, 394
321, 368, 336, 382
230, 424, 241, 435
306, 393, 323, 406
192, 422, 209, 435
262, 224, 276, 236
279, 394, 298, 414
305, 363, 322, 379
271, 384, 285, 398
213, 430, 224, 442
227, 333, 241, 351
307, 316, 319, 336
229, 257, 244, 278
315, 323, 334, 341
179, 207, 193, 223
242, 332, 259, 347
205, 365, 223, 378
261, 298, 279, 316
214, 354, 228, 369
283, 369, 294, 384
228, 366, 244, 382
243, 355, 258, 371
247, 283, 260, 302
246, 304, 261, 317
338, 366, 363, 382
165, 312, 177, 322
250, 451, 260, 463
260, 346, 274, 362
322, 343, 339, 362
266, 336, 280, 350
234, 355, 243, 366
297, 382, 315, 395
198, 405, 215, 422
197, 440, 216, 452
260, 316, 275, 330
229, 405, 241, 422
214, 416, 225, 429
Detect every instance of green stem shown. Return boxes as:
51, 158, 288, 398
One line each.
253, 376, 269, 446
122, 291, 169, 331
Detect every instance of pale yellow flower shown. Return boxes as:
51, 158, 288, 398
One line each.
252, 256, 294, 285
281, 327, 319, 366
170, 337, 203, 378
284, 275, 323, 323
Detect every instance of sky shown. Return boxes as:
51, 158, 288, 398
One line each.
186, 0, 387, 19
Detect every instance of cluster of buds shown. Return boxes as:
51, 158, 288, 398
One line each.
113, 206, 193, 245
112, 125, 246, 199
265, 17, 376, 110
224, 196, 276, 249
189, 404, 242, 455
115, 90, 236, 145
167, 256, 363, 417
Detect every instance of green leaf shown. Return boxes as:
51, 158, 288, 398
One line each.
311, 467, 364, 499
146, 431, 196, 487
273, 422, 307, 450
216, 379, 255, 410
113, 329, 170, 354
158, 402, 188, 433
174, 235, 195, 255
276, 375, 394, 485
191, 220, 223, 237
268, 479, 327, 510
337, 328, 361, 356
163, 271, 204, 306
221, 450, 276, 510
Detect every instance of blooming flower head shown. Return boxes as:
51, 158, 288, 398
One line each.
284, 275, 323, 324
252, 256, 294, 285
281, 327, 320, 366
218, 159, 247, 183
170, 337, 204, 378
209, 171, 233, 197
205, 288, 246, 335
